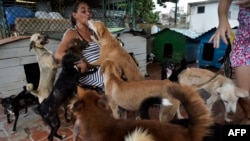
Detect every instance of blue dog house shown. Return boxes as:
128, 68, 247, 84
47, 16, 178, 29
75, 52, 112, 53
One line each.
197, 28, 228, 68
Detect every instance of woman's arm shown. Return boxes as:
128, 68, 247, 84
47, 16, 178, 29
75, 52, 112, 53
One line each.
54, 29, 75, 62
54, 29, 88, 73
236, 0, 250, 8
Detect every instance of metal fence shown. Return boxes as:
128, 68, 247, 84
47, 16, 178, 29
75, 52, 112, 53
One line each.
0, 0, 134, 39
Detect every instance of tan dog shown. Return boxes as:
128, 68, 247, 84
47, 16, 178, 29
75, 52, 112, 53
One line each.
178, 67, 249, 122
101, 60, 183, 122
26, 33, 59, 103
69, 85, 212, 141
87, 19, 144, 81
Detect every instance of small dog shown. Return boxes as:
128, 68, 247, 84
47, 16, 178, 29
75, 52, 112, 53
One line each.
87, 19, 144, 81
69, 85, 213, 141
161, 58, 187, 82
101, 60, 183, 121
0, 86, 39, 133
27, 33, 59, 103
37, 53, 81, 141
161, 60, 175, 80
178, 67, 249, 122
66, 38, 97, 72
66, 38, 89, 57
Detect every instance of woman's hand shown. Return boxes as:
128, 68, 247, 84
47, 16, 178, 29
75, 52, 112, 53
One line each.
209, 21, 232, 48
75, 60, 88, 73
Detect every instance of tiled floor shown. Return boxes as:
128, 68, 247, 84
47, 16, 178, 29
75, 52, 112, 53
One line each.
0, 62, 249, 141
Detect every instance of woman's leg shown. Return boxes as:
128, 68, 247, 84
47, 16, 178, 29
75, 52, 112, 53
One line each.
235, 65, 250, 119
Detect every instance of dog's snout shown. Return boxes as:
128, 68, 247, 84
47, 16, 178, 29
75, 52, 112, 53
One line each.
228, 111, 235, 115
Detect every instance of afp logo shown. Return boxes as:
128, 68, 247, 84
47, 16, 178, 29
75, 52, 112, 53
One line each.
223, 125, 250, 141
228, 129, 246, 136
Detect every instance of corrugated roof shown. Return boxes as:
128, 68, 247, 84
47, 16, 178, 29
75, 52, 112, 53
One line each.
169, 28, 202, 39
188, 0, 219, 6
152, 26, 238, 40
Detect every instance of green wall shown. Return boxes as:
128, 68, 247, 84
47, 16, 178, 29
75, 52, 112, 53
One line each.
152, 29, 186, 63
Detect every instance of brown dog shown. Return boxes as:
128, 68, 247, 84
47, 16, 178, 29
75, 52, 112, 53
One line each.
66, 38, 97, 70
66, 38, 88, 58
87, 19, 144, 81
101, 60, 183, 121
69, 85, 213, 141
178, 67, 249, 122
27, 33, 59, 103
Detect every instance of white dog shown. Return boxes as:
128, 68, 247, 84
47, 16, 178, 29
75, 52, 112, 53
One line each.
178, 67, 249, 122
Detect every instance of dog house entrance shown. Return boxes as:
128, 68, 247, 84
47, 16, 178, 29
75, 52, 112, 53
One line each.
202, 43, 214, 61
23, 63, 40, 90
163, 43, 173, 59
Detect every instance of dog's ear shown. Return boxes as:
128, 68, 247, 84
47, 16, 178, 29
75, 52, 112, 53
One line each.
100, 64, 105, 75
97, 22, 108, 39
29, 41, 35, 51
115, 65, 123, 77
235, 87, 249, 98
215, 87, 222, 95
98, 95, 110, 110
100, 60, 109, 75
72, 100, 85, 112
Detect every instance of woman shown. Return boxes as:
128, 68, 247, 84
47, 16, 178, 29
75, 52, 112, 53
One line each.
209, 0, 250, 120
54, 1, 104, 91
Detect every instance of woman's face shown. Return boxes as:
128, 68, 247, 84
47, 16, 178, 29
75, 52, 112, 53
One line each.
72, 3, 92, 25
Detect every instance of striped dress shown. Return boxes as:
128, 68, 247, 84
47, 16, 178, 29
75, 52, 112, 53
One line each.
79, 41, 104, 87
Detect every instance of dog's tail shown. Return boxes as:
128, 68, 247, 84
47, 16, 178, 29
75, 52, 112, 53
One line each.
26, 83, 43, 103
167, 82, 213, 141
139, 97, 172, 119
124, 128, 155, 141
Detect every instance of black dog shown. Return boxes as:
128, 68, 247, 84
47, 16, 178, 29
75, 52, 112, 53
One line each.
161, 58, 187, 82
0, 86, 39, 133
37, 53, 81, 141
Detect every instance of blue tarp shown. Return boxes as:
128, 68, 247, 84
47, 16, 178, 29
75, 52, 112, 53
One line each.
5, 6, 34, 25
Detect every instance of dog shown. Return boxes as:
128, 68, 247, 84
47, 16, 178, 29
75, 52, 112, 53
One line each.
139, 96, 228, 141
87, 19, 144, 81
37, 53, 81, 141
101, 59, 184, 121
66, 38, 89, 58
0, 86, 39, 133
66, 38, 98, 76
69, 84, 213, 141
178, 67, 249, 122
27, 33, 59, 103
161, 58, 187, 81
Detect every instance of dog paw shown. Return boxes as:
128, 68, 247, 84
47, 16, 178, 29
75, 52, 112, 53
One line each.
26, 83, 34, 91
225, 118, 232, 123
11, 130, 16, 134
62, 134, 66, 139
177, 115, 185, 119
23, 113, 28, 117
135, 116, 141, 120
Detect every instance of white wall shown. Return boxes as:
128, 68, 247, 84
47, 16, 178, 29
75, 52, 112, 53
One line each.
118, 33, 147, 76
189, 1, 239, 33
0, 38, 60, 97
